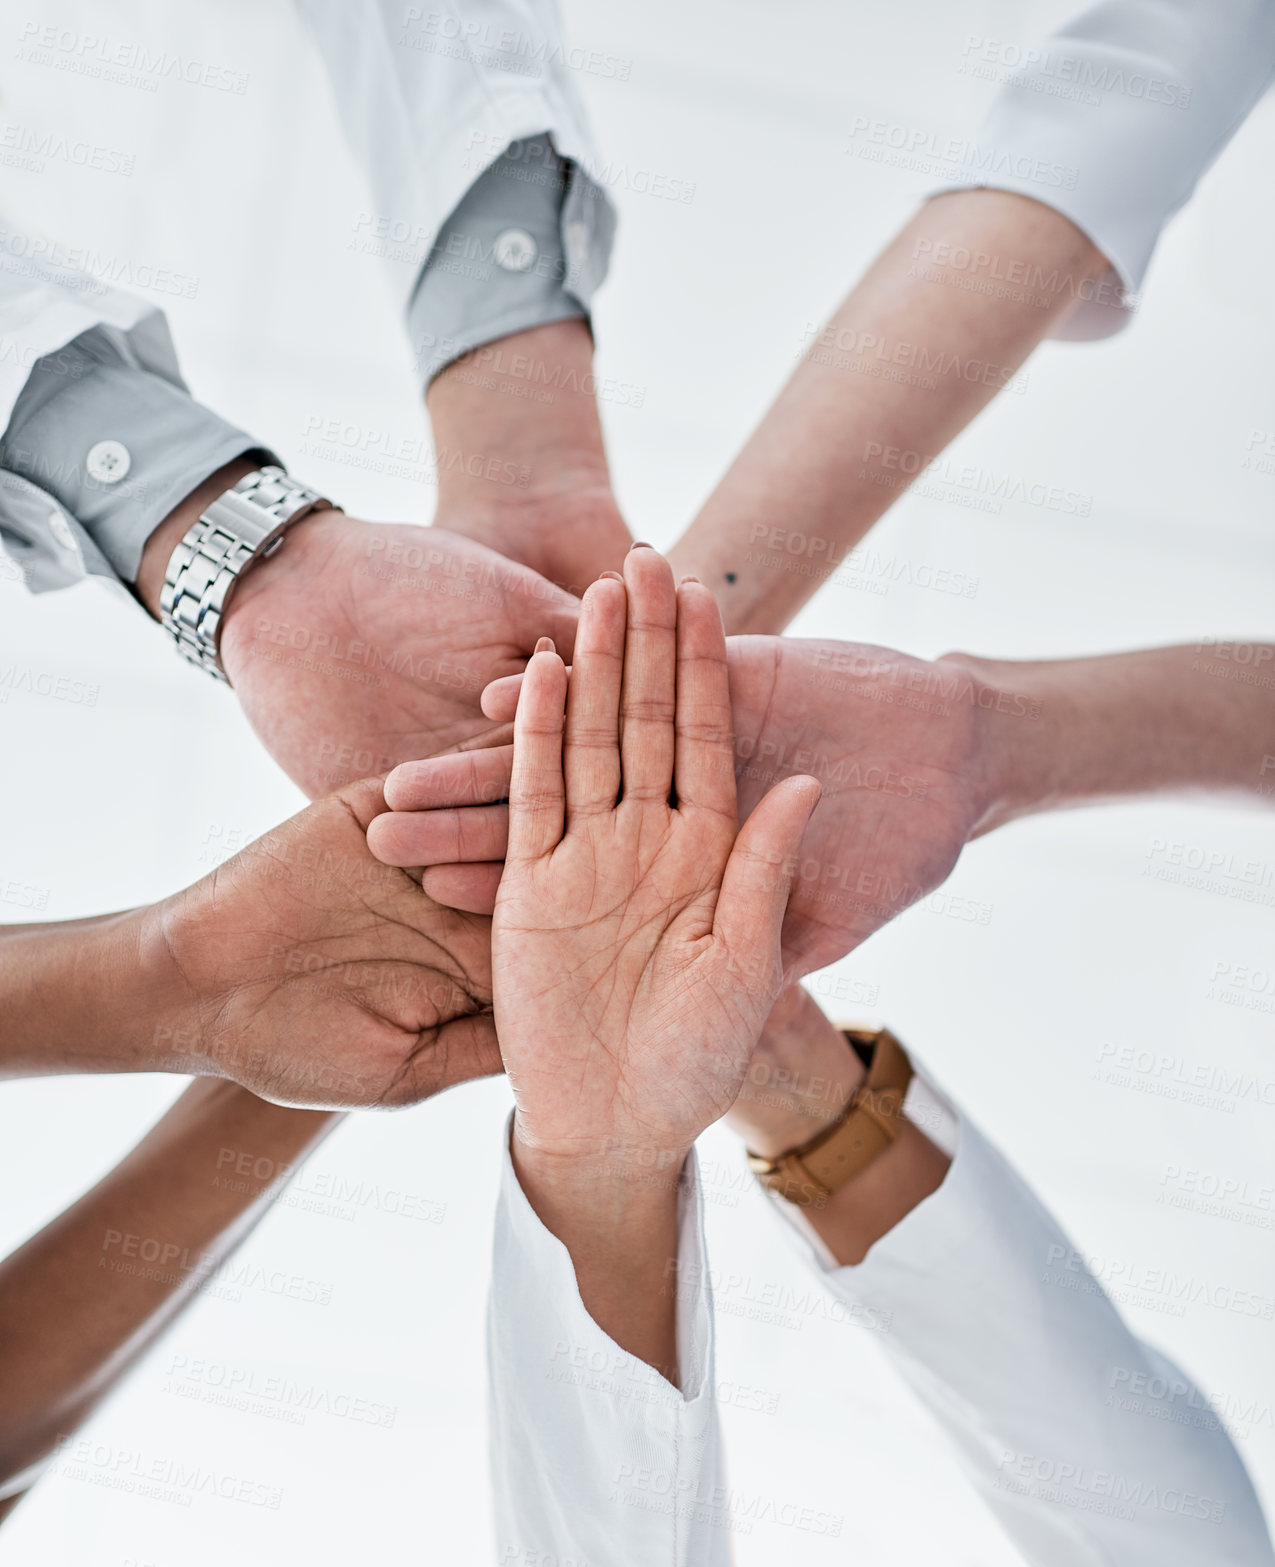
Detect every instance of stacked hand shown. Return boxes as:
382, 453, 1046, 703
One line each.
147, 774, 500, 1108
369, 635, 997, 976
217, 516, 583, 797
493, 547, 820, 1168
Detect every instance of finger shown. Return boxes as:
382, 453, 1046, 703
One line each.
421, 862, 503, 916
619, 545, 677, 803
430, 722, 515, 757
483, 670, 548, 722
500, 560, 580, 665
430, 527, 580, 665
481, 674, 522, 722
384, 746, 513, 811
564, 575, 626, 820
713, 776, 822, 1001
673, 579, 735, 819
367, 805, 509, 868
507, 647, 568, 860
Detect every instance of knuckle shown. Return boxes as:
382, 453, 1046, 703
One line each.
622, 697, 676, 724
675, 718, 733, 745
565, 725, 618, 750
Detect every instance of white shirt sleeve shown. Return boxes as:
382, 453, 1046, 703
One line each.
933, 0, 1275, 338
293, 0, 617, 328
487, 1118, 731, 1565
0, 216, 195, 592
770, 1070, 1274, 1566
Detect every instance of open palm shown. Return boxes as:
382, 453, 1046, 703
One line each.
492, 549, 819, 1164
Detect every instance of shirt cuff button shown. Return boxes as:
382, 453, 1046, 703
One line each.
494, 228, 538, 272
86, 439, 131, 484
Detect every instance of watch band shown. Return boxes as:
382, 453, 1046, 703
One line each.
747, 1027, 914, 1207
159, 465, 337, 683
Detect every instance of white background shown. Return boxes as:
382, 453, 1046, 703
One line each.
0, 1, 1273, 1562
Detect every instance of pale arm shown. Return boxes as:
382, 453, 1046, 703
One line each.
668, 189, 1105, 633
427, 319, 632, 596
965, 642, 1275, 833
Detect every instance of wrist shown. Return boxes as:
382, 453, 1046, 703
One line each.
806, 1118, 951, 1265
0, 906, 208, 1079
215, 506, 350, 687
727, 991, 865, 1157
666, 525, 810, 638
145, 1076, 340, 1170
129, 898, 216, 1076
427, 319, 612, 514
732, 1052, 863, 1158
943, 652, 1066, 835
728, 1002, 952, 1265
511, 1118, 692, 1214
134, 456, 261, 619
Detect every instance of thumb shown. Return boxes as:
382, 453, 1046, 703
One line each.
501, 564, 580, 665
713, 775, 821, 998
481, 670, 525, 722
482, 665, 574, 722
389, 1013, 504, 1106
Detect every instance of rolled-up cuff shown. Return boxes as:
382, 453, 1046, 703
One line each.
408, 134, 613, 385
0, 326, 274, 584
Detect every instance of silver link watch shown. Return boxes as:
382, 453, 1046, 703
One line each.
159, 466, 338, 683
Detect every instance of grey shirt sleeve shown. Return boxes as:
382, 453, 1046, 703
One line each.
408, 134, 604, 385
0, 325, 274, 586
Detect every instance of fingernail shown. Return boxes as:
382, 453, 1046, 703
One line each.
598, 570, 624, 582
680, 575, 701, 585
629, 541, 653, 550
535, 636, 556, 654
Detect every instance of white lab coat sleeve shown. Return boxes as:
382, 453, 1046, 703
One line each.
931, 0, 1275, 338
487, 1117, 731, 1566
769, 1084, 1274, 1565
293, 0, 616, 324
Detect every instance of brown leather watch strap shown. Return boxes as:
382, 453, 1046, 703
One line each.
747, 1027, 914, 1206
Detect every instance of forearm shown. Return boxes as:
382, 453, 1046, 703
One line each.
0, 909, 196, 1079
511, 1126, 684, 1384
428, 320, 611, 500
0, 1078, 338, 1499
426, 319, 628, 593
971, 643, 1275, 833
669, 189, 1104, 633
